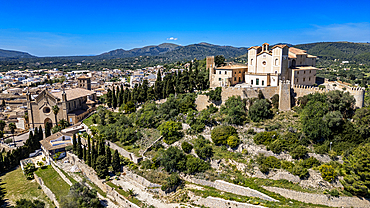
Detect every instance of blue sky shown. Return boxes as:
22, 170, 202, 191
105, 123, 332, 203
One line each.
0, 0, 369, 56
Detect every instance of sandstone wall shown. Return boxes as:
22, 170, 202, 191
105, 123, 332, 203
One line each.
264, 186, 370, 208
34, 173, 59, 208
195, 196, 267, 208
51, 161, 73, 186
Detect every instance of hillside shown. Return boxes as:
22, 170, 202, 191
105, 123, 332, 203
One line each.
0, 49, 35, 59
98, 43, 181, 58
294, 42, 370, 63
99, 42, 249, 61
162, 42, 249, 61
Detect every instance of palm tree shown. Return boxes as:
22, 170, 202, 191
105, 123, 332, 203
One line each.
8, 123, 16, 147
127, 189, 135, 198
52, 105, 60, 126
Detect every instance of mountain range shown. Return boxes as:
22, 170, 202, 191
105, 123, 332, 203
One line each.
1, 42, 370, 63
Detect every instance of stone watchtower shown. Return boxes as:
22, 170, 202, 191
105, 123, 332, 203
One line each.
207, 56, 215, 86
278, 80, 291, 111
77, 76, 91, 90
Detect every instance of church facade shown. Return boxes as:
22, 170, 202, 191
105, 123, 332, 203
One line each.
27, 88, 97, 129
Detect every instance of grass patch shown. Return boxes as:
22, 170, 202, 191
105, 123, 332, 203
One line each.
0, 167, 53, 207
83, 115, 95, 127
35, 166, 70, 202
106, 181, 144, 207
212, 145, 246, 163
115, 142, 141, 157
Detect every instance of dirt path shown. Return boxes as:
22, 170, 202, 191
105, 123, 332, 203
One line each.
111, 177, 180, 208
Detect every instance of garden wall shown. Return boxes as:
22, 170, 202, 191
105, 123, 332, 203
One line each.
195, 196, 267, 208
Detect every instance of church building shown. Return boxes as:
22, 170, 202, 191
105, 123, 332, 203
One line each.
27, 84, 97, 130
208, 43, 318, 88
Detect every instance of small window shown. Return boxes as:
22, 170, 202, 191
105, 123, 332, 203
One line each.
256, 78, 259, 85
310, 70, 311, 73
303, 78, 305, 82
219, 78, 221, 81
234, 72, 236, 74
309, 77, 311, 81
275, 71, 277, 74
304, 71, 306, 74
262, 61, 266, 66
239, 71, 241, 73
225, 71, 227, 74
262, 80, 264, 86
297, 71, 299, 74
251, 59, 253, 65
219, 71, 221, 74
275, 58, 278, 65
234, 77, 236, 81
251, 80, 253, 85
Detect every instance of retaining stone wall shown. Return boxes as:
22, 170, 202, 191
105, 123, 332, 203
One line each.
66, 153, 138, 208
123, 169, 161, 188
185, 177, 278, 202
106, 141, 142, 164
51, 162, 73, 186
264, 186, 370, 208
195, 196, 267, 208
34, 173, 59, 208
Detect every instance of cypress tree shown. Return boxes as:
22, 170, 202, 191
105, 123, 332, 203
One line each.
91, 140, 96, 169
112, 150, 120, 173
34, 127, 39, 141
83, 146, 87, 161
77, 135, 82, 159
0, 154, 3, 173
106, 89, 112, 108
45, 122, 51, 138
106, 146, 111, 167
112, 87, 117, 109
28, 131, 34, 150
98, 140, 105, 156
38, 125, 43, 141
87, 136, 91, 167
155, 70, 162, 99
72, 134, 77, 153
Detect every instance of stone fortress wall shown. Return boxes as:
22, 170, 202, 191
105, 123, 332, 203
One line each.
197, 80, 365, 111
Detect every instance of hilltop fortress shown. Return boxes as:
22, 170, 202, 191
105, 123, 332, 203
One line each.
205, 43, 365, 111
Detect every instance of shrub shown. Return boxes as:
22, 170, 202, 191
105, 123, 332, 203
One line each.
195, 145, 214, 159
246, 129, 256, 135
227, 135, 240, 148
253, 131, 279, 146
141, 160, 153, 169
300, 157, 320, 169
256, 155, 281, 174
186, 155, 210, 174
248, 99, 272, 122
181, 141, 193, 153
281, 160, 294, 172
291, 165, 308, 179
290, 145, 308, 159
161, 173, 182, 193
319, 164, 336, 182
158, 121, 183, 145
211, 125, 238, 146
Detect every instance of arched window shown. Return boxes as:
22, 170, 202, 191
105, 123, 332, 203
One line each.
251, 59, 253, 65
275, 58, 279, 66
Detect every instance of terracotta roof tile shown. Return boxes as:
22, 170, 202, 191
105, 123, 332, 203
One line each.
51, 88, 95, 101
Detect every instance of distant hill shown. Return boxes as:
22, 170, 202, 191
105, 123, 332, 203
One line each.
0, 49, 35, 59
98, 43, 181, 58
293, 42, 370, 63
99, 42, 249, 61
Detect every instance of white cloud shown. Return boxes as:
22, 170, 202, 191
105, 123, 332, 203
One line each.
166, 37, 178, 41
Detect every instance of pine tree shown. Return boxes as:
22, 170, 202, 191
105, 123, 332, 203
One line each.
77, 135, 82, 159
72, 134, 77, 153
105, 146, 111, 167
112, 150, 120, 173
